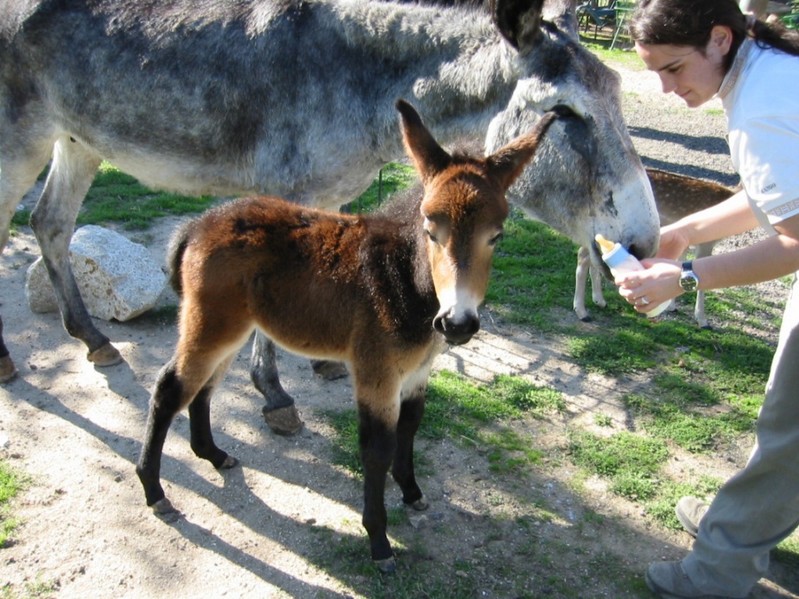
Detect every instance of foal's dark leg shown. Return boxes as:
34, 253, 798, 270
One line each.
0, 316, 18, 383
136, 363, 184, 516
188, 387, 238, 470
250, 332, 303, 435
358, 405, 398, 573
392, 394, 428, 511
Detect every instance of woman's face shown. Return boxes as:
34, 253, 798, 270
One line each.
634, 25, 733, 108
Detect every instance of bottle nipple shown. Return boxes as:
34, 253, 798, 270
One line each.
595, 234, 616, 254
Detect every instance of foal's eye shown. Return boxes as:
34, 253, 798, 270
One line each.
426, 229, 439, 243
489, 231, 504, 246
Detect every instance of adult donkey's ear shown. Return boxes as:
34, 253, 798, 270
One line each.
396, 99, 451, 184
486, 109, 560, 190
491, 0, 545, 51
542, 0, 579, 38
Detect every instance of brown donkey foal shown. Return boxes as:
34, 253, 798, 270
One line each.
136, 100, 562, 572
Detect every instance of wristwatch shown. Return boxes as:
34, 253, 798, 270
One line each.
679, 261, 700, 292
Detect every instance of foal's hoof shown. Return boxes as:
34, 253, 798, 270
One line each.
0, 356, 18, 383
263, 405, 304, 436
311, 359, 348, 381
87, 343, 123, 367
406, 497, 429, 511
374, 556, 397, 574
218, 455, 239, 469
151, 498, 181, 522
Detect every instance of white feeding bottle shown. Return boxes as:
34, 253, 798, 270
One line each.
595, 234, 670, 318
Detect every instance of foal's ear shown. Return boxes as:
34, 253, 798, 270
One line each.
396, 99, 451, 184
486, 109, 560, 190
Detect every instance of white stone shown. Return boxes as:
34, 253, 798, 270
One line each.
25, 225, 166, 322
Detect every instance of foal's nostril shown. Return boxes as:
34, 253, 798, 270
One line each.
433, 315, 446, 335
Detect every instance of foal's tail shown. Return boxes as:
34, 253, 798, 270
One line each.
166, 219, 195, 297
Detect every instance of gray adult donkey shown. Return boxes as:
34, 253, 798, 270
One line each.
0, 0, 659, 431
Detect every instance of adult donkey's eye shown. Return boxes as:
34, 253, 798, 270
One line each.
489, 231, 504, 246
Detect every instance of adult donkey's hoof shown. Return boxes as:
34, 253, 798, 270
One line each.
262, 405, 304, 436
87, 342, 123, 367
0, 356, 18, 383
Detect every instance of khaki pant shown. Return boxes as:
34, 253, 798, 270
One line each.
683, 274, 799, 597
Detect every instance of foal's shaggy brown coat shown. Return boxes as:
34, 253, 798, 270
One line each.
136, 101, 561, 571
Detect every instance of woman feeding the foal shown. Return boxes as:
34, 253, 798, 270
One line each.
613, 1, 799, 597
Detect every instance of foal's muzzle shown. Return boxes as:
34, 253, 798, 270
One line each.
433, 309, 480, 345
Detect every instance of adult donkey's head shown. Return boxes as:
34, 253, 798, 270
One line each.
484, 0, 659, 270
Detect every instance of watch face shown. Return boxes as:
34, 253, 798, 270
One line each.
680, 272, 698, 292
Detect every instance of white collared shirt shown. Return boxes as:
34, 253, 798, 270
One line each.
719, 41, 799, 233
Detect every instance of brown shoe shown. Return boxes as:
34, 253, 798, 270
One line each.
675, 496, 709, 537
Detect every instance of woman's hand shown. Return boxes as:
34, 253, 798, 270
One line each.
656, 227, 691, 261
616, 259, 683, 313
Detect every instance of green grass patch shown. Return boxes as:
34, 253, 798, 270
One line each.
624, 389, 755, 454
644, 476, 722, 530
0, 577, 59, 599
341, 162, 416, 214
482, 429, 544, 475
79, 162, 216, 230
0, 461, 24, 548
569, 430, 669, 500
774, 537, 799, 568
568, 327, 659, 375
424, 371, 565, 437
11, 162, 216, 231
10, 208, 31, 230
583, 43, 645, 70
486, 210, 578, 330
569, 430, 668, 478
320, 409, 362, 475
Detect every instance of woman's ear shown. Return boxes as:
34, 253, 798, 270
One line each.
707, 25, 734, 59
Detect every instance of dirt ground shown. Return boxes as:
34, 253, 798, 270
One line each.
2, 64, 799, 599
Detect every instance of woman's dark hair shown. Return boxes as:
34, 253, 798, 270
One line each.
629, 0, 799, 71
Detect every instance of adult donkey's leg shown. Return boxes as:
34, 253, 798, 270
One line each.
29, 136, 121, 366
0, 317, 15, 384
250, 331, 303, 435
0, 144, 55, 383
